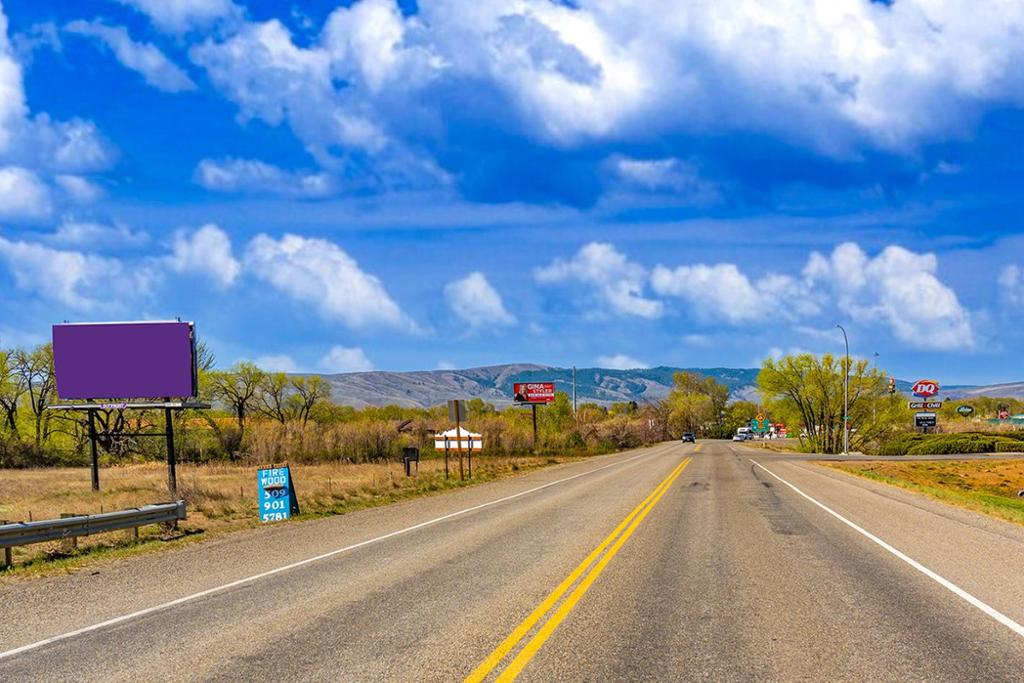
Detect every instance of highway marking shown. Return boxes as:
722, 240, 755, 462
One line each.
469, 456, 692, 682
0, 445, 680, 662
751, 460, 1024, 640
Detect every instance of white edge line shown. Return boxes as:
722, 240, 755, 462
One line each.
0, 446, 674, 661
750, 459, 1024, 639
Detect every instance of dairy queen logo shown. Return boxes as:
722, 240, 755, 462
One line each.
911, 379, 940, 398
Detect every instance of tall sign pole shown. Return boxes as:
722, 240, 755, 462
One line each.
572, 366, 577, 414
456, 402, 464, 481
837, 324, 849, 455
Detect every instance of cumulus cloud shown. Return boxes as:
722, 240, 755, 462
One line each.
0, 166, 50, 219
117, 0, 241, 34
613, 157, 720, 203
244, 233, 409, 329
195, 158, 334, 197
653, 241, 974, 351
0, 236, 148, 311
320, 345, 374, 373
535, 242, 662, 319
444, 272, 516, 329
167, 223, 240, 287
65, 20, 196, 93
597, 354, 648, 370
803, 242, 974, 350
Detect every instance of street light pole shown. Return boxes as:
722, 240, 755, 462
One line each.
836, 324, 850, 455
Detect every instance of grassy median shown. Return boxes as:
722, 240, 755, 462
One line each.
0, 454, 568, 581
825, 459, 1024, 526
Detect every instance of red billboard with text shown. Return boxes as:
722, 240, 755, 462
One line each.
513, 382, 556, 404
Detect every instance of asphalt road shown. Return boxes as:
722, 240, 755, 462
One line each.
3, 440, 1024, 681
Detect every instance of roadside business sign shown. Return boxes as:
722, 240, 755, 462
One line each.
956, 405, 975, 417
911, 379, 940, 398
908, 401, 943, 410
447, 399, 467, 422
914, 412, 937, 428
513, 382, 556, 404
257, 466, 299, 523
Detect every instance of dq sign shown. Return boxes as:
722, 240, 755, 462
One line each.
911, 379, 940, 398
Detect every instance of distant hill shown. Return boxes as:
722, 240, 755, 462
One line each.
318, 364, 1024, 409
320, 364, 760, 408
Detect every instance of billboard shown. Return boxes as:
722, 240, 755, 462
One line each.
52, 321, 197, 400
513, 382, 556, 404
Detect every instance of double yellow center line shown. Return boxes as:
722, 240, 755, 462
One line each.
466, 453, 694, 682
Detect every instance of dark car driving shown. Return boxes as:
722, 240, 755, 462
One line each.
682, 432, 696, 443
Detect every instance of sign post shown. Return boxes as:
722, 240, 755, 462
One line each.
514, 382, 555, 451
448, 400, 468, 481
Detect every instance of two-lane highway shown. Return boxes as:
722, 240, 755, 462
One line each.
3, 440, 1024, 681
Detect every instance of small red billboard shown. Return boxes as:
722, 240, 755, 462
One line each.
513, 382, 556, 404
911, 379, 939, 398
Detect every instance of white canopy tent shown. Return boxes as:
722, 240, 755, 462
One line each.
433, 426, 483, 451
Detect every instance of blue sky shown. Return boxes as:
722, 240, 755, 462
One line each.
0, 0, 1023, 383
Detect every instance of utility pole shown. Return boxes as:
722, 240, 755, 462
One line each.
836, 325, 850, 455
572, 366, 577, 414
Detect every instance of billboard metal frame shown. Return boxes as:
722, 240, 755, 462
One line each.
48, 320, 208, 496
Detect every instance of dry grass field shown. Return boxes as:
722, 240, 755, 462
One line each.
826, 459, 1024, 526
0, 453, 566, 576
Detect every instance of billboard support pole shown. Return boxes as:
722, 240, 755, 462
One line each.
456, 407, 464, 482
87, 410, 100, 491
532, 404, 538, 451
164, 400, 177, 498
444, 437, 450, 479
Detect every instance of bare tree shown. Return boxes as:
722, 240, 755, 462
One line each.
0, 348, 25, 436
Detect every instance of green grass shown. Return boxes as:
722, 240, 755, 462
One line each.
825, 460, 1024, 527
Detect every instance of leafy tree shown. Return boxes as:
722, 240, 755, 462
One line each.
13, 344, 55, 448
207, 362, 265, 433
759, 353, 898, 453
0, 348, 24, 436
662, 372, 730, 437
289, 375, 331, 426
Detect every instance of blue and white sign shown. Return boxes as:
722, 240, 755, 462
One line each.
257, 466, 299, 523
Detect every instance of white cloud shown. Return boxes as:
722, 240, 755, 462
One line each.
0, 236, 148, 311
65, 20, 196, 93
535, 242, 662, 319
320, 345, 374, 373
444, 271, 516, 329
613, 157, 720, 203
195, 158, 334, 197
50, 220, 149, 249
55, 174, 104, 203
117, 0, 241, 34
804, 242, 974, 350
167, 224, 240, 287
0, 166, 49, 218
597, 354, 648, 370
999, 265, 1024, 307
653, 241, 973, 351
244, 233, 409, 329
254, 354, 301, 373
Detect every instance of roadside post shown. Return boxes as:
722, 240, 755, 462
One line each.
449, 400, 467, 481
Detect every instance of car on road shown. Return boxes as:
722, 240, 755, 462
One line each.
732, 433, 746, 442
682, 432, 696, 443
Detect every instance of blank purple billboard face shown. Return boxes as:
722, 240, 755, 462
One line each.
52, 321, 196, 400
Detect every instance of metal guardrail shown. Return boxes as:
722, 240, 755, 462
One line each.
0, 501, 186, 567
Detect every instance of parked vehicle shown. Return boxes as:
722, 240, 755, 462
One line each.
682, 432, 696, 443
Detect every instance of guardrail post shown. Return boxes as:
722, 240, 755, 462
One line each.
1, 521, 10, 569
60, 514, 78, 552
